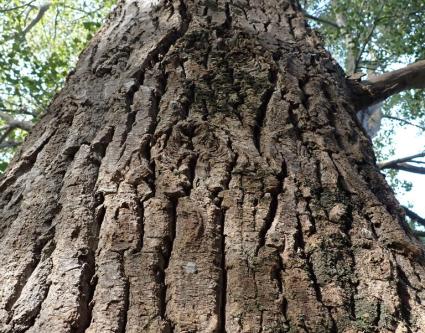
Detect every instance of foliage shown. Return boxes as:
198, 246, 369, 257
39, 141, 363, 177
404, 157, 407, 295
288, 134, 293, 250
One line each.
304, 0, 425, 70
0, 0, 115, 172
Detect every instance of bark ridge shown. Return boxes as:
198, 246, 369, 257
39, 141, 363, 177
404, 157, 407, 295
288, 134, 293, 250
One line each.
1, 1, 424, 332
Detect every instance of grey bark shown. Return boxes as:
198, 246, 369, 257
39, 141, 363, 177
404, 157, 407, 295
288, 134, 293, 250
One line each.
1, 1, 425, 332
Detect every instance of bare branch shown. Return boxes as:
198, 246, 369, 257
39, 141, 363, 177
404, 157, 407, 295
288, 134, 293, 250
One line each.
350, 60, 425, 110
0, 141, 20, 149
0, 111, 14, 124
303, 12, 340, 29
0, 1, 36, 13
379, 151, 425, 174
354, 18, 379, 73
0, 111, 33, 132
403, 206, 425, 228
387, 163, 425, 174
378, 152, 425, 169
383, 115, 425, 132
0, 127, 14, 144
414, 230, 425, 238
20, 2, 51, 37
368, 60, 425, 90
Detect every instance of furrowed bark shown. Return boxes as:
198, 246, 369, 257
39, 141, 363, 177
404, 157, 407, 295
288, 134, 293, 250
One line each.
1, 1, 425, 333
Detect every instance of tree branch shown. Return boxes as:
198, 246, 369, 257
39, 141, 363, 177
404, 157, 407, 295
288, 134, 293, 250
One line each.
350, 60, 425, 110
0, 1, 35, 13
20, 2, 51, 37
354, 13, 381, 73
0, 141, 20, 149
0, 111, 33, 132
403, 206, 425, 228
383, 115, 425, 132
0, 127, 14, 144
378, 152, 425, 169
379, 151, 425, 174
303, 12, 340, 29
414, 230, 425, 238
386, 163, 425, 174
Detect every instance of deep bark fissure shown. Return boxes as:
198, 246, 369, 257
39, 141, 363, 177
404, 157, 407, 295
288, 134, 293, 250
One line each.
215, 136, 238, 333
222, 2, 232, 32
255, 192, 279, 255
396, 265, 412, 326
274, 252, 285, 295
159, 198, 178, 330
218, 207, 227, 333
134, 195, 146, 252
4, 217, 57, 315
119, 254, 130, 333
373, 300, 382, 329
70, 251, 97, 333
253, 67, 278, 155
7, 240, 55, 331
282, 92, 304, 142
82, 272, 98, 333
255, 161, 286, 255
77, 127, 116, 333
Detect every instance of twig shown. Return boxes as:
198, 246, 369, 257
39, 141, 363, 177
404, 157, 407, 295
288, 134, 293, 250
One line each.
383, 115, 425, 132
0, 107, 35, 116
303, 12, 340, 29
354, 5, 382, 73
0, 1, 35, 13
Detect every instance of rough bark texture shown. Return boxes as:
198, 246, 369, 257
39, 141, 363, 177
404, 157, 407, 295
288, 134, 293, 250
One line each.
1, 0, 425, 332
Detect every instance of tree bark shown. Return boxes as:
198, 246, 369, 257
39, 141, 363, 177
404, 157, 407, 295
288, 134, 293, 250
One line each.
1, 0, 424, 332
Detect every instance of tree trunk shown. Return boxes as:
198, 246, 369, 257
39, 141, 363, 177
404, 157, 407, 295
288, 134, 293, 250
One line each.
1, 1, 424, 332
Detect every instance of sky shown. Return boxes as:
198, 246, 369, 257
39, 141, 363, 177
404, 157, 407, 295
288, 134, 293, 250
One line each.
378, 59, 425, 220
391, 124, 425, 217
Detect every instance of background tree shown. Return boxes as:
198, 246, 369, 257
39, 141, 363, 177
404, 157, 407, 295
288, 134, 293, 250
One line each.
1, 0, 425, 332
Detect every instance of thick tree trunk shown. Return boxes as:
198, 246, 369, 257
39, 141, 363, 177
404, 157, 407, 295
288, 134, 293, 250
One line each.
1, 0, 424, 332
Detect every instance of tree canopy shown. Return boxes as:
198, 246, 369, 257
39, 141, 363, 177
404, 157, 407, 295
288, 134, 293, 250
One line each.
0, 0, 115, 169
0, 0, 424, 233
